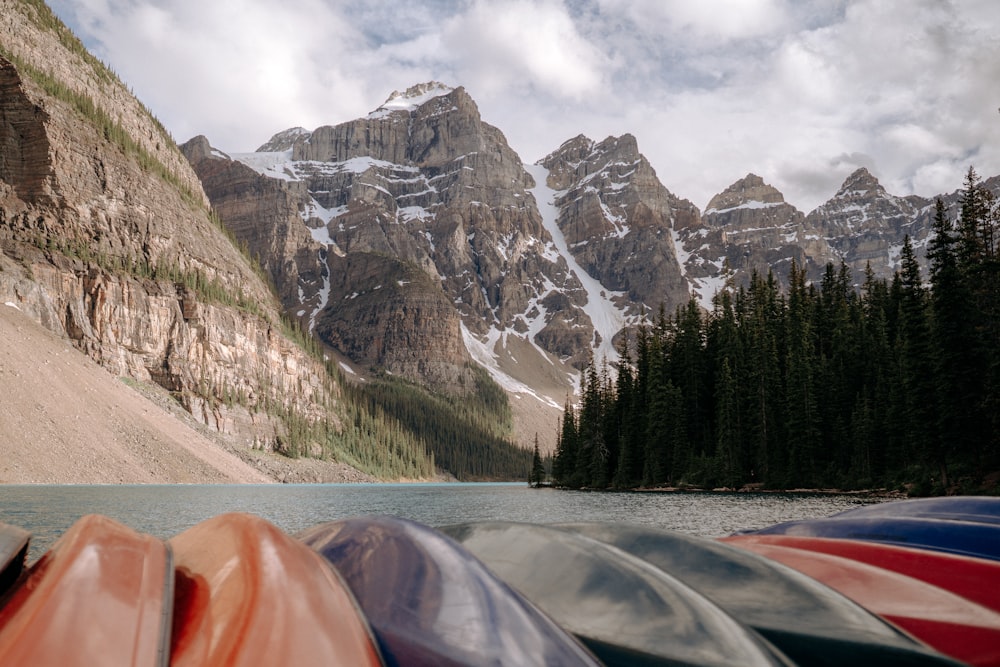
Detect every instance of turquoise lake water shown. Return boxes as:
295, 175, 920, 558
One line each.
0, 483, 881, 563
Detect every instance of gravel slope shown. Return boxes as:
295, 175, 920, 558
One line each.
0, 302, 374, 484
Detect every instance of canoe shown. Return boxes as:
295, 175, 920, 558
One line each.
560, 522, 963, 667
0, 523, 29, 597
0, 514, 172, 667
169, 512, 382, 667
439, 521, 792, 667
299, 516, 600, 667
746, 514, 1000, 561
721, 534, 1000, 614
832, 496, 1000, 525
724, 535, 1000, 667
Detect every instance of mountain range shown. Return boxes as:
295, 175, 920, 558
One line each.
182, 81, 999, 451
1, 2, 997, 479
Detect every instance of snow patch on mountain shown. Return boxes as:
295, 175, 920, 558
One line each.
525, 163, 625, 362
461, 324, 561, 408
705, 200, 784, 215
230, 151, 296, 181
673, 228, 725, 311
369, 82, 454, 118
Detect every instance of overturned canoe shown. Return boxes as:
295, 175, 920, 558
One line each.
440, 521, 792, 667
831, 496, 1000, 525
722, 534, 1000, 614
0, 514, 172, 667
560, 522, 963, 667
745, 514, 1000, 561
169, 512, 382, 667
0, 523, 29, 598
724, 535, 1000, 667
299, 515, 600, 667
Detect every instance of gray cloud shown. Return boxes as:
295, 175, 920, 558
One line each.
49, 0, 1000, 212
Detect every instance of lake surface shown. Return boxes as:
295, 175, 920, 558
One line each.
0, 483, 885, 563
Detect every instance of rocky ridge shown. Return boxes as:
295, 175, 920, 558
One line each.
0, 1, 358, 468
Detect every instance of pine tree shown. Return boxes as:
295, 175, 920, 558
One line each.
612, 333, 640, 488
897, 235, 940, 486
530, 434, 545, 487
553, 399, 579, 487
715, 357, 741, 488
742, 272, 782, 485
928, 198, 979, 474
783, 260, 821, 486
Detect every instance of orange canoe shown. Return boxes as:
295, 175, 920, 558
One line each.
0, 514, 173, 666
724, 534, 1000, 667
168, 512, 382, 667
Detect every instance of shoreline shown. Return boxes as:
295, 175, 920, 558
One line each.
547, 485, 906, 498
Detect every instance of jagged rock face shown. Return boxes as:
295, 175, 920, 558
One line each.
192, 82, 595, 390
180, 136, 326, 314
0, 59, 53, 202
0, 9, 341, 452
805, 167, 930, 279
0, 0, 205, 206
686, 169, 950, 300
540, 134, 693, 315
316, 252, 473, 389
686, 173, 819, 294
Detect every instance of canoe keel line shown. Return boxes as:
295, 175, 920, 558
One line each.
0, 496, 994, 666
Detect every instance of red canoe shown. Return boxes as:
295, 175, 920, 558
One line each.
168, 512, 383, 667
724, 534, 1000, 667
725, 534, 1000, 614
0, 514, 172, 666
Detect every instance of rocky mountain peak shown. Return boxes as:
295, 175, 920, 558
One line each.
806, 166, 929, 281
833, 167, 885, 200
705, 173, 786, 213
375, 81, 455, 114
256, 127, 310, 152
538, 131, 693, 319
684, 173, 811, 302
189, 82, 580, 400
541, 133, 642, 192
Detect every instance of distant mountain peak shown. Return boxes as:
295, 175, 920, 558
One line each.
373, 81, 455, 115
835, 167, 884, 198
705, 173, 787, 214
256, 127, 311, 153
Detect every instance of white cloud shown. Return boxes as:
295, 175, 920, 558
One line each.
440, 0, 606, 99
597, 0, 793, 42
48, 0, 1000, 212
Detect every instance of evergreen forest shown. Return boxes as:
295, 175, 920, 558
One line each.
553, 168, 1000, 495
343, 366, 533, 481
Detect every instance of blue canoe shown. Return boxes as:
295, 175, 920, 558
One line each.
747, 510, 1000, 561
831, 496, 1000, 525
298, 516, 600, 667
0, 523, 29, 597
439, 521, 793, 667
561, 522, 966, 667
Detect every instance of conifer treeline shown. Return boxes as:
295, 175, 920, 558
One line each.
554, 168, 1000, 494
344, 366, 533, 481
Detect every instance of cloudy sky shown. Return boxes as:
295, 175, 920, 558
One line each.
49, 0, 1000, 211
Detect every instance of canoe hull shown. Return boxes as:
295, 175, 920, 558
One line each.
0, 514, 172, 667
169, 512, 382, 667
299, 515, 600, 667
724, 535, 1000, 667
